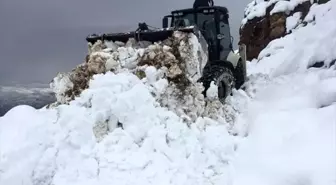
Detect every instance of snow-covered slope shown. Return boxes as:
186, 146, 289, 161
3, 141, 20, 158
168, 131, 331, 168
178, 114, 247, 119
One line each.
1, 1, 335, 185
248, 0, 336, 76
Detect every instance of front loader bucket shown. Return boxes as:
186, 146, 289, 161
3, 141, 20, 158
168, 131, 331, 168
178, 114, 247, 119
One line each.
86, 26, 199, 45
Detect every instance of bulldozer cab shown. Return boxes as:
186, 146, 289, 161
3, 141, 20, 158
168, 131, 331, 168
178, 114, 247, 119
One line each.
162, 6, 233, 62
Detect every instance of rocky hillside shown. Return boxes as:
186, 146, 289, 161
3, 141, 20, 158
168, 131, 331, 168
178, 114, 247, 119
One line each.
239, 0, 330, 61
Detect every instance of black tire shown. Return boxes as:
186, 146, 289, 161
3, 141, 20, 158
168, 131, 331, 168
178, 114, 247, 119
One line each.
199, 64, 236, 104
234, 59, 246, 89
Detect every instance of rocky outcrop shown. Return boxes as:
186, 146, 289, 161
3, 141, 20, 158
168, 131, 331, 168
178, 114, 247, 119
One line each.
239, 0, 330, 61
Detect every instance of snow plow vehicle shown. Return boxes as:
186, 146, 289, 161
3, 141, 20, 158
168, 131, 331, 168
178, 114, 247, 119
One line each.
85, 0, 247, 103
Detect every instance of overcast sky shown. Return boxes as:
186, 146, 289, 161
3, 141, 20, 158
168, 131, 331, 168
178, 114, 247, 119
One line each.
0, 0, 251, 86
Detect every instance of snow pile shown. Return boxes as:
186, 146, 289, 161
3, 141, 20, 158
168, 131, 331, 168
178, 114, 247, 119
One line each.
51, 31, 209, 105
242, 0, 313, 25
1, 1, 336, 185
0, 65, 250, 185
49, 31, 238, 123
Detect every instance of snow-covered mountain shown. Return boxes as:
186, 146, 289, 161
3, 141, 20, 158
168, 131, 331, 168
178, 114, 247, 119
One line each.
0, 86, 56, 116
1, 1, 335, 185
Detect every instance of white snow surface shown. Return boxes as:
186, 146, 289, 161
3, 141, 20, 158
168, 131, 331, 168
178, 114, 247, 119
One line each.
1, 1, 336, 185
286, 12, 302, 33
206, 81, 218, 101
50, 73, 74, 104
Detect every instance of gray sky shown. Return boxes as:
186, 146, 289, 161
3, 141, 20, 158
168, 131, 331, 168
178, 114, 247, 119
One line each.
0, 0, 251, 86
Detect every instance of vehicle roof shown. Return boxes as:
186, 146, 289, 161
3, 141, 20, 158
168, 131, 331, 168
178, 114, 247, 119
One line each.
171, 6, 228, 14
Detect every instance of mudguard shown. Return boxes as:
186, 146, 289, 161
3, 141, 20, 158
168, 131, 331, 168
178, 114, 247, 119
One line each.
226, 50, 240, 68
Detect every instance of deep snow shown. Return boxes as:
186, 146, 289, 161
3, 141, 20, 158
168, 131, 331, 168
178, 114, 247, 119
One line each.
1, 1, 336, 185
